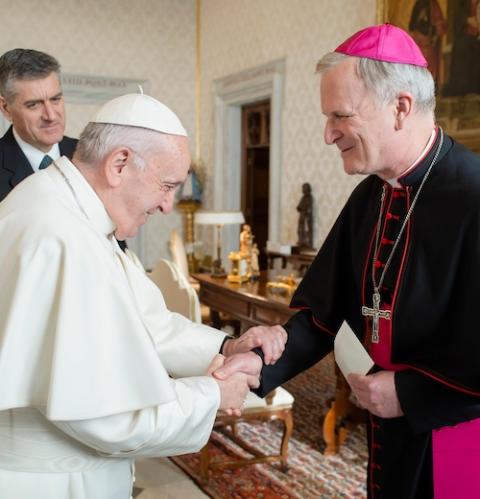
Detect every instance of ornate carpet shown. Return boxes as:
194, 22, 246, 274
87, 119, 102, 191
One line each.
171, 354, 368, 498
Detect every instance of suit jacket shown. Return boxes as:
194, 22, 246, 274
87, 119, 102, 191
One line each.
0, 126, 77, 202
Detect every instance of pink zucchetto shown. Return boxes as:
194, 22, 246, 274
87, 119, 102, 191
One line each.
335, 23, 428, 67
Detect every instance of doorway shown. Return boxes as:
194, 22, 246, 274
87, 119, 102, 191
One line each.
241, 100, 270, 270
212, 59, 285, 263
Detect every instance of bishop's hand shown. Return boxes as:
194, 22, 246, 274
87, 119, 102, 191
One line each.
221, 325, 288, 365
213, 351, 262, 385
348, 370, 404, 418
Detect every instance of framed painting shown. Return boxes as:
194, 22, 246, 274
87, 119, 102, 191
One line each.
377, 0, 480, 152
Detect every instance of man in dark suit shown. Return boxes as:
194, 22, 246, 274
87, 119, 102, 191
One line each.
0, 49, 77, 202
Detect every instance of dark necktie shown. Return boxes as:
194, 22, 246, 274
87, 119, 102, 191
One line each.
39, 155, 53, 170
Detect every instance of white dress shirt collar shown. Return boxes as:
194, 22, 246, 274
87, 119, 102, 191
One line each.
12, 127, 61, 172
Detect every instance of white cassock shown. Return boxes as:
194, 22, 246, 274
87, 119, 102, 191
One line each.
0, 157, 227, 499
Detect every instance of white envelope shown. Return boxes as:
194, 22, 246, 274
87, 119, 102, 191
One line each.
334, 322, 374, 379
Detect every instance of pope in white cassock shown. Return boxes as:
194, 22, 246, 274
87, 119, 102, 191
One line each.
0, 93, 287, 499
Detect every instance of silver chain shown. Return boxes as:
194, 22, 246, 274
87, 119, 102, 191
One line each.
372, 128, 444, 293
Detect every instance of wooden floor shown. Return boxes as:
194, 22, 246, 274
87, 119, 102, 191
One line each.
133, 458, 208, 498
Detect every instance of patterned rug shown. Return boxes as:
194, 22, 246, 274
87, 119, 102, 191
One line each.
171, 354, 368, 498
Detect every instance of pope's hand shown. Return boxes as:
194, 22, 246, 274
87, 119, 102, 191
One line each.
215, 372, 251, 416
347, 371, 403, 418
206, 354, 226, 376
207, 353, 260, 416
213, 351, 262, 387
222, 325, 288, 365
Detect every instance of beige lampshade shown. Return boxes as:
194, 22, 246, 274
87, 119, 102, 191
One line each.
195, 211, 245, 226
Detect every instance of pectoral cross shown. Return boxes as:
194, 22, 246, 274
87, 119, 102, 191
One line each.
361, 292, 390, 343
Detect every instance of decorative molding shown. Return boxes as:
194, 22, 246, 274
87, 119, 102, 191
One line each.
213, 58, 285, 257
215, 61, 283, 96
61, 73, 149, 104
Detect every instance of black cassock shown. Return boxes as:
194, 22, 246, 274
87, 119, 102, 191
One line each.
257, 131, 480, 498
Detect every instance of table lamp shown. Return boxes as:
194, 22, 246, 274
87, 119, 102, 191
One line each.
195, 211, 245, 277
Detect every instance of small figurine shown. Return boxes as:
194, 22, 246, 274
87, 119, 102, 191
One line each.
251, 243, 260, 280
239, 224, 253, 255
296, 182, 313, 249
177, 166, 203, 203
228, 224, 255, 283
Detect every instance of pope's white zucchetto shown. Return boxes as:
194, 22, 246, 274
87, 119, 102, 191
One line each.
90, 93, 187, 137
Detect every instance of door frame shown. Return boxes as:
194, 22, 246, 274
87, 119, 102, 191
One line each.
213, 59, 285, 255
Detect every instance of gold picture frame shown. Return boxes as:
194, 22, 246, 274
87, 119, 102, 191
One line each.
378, 0, 480, 152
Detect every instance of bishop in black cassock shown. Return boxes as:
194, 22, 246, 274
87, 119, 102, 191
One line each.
259, 128, 480, 498
249, 24, 480, 499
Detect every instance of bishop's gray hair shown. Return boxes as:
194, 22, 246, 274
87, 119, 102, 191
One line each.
75, 123, 166, 170
316, 52, 435, 115
0, 48, 61, 102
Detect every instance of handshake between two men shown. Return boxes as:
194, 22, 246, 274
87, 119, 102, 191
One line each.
207, 325, 288, 416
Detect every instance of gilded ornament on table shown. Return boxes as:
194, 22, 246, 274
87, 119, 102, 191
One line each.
266, 274, 299, 297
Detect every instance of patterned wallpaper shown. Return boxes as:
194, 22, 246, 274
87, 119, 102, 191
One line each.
0, 0, 377, 267
0, 0, 196, 269
200, 0, 376, 249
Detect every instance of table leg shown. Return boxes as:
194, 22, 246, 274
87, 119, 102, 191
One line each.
323, 368, 354, 455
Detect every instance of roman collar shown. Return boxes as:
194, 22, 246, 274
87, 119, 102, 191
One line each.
397, 127, 451, 187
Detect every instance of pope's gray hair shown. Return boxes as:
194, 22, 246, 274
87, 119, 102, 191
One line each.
316, 52, 435, 114
75, 123, 166, 169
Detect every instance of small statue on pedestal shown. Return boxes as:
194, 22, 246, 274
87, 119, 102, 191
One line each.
251, 243, 260, 280
227, 224, 258, 284
296, 182, 313, 249
177, 166, 203, 203
240, 224, 253, 255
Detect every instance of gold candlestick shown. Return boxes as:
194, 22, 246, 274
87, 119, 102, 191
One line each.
176, 199, 201, 273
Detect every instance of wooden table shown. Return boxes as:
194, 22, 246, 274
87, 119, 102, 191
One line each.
193, 271, 295, 331
193, 271, 358, 454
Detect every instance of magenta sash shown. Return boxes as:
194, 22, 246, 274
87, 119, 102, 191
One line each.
432, 417, 480, 498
